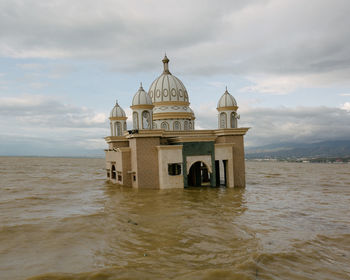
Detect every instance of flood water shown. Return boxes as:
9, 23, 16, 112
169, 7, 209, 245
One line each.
0, 157, 349, 280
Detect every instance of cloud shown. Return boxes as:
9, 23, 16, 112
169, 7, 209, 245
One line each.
0, 94, 107, 128
0, 94, 349, 155
0, 94, 110, 156
341, 102, 350, 111
192, 104, 350, 147
16, 63, 45, 71
241, 69, 350, 95
0, 0, 349, 88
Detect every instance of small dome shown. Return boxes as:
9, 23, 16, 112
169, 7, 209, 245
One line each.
110, 100, 126, 118
148, 55, 189, 104
132, 83, 152, 106
217, 88, 237, 109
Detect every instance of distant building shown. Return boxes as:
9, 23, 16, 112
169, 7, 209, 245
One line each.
105, 56, 249, 188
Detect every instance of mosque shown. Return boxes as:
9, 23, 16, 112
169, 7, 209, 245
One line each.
104, 55, 249, 189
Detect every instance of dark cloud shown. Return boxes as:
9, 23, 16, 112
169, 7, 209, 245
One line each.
1, 0, 349, 83
0, 95, 108, 128
0, 95, 108, 156
193, 104, 350, 147
0, 94, 349, 154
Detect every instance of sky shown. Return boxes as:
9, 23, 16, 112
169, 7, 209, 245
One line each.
0, 0, 349, 156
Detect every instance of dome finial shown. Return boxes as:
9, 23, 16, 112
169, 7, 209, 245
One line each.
162, 54, 171, 74
140, 82, 143, 90
225, 86, 228, 93
116, 99, 118, 105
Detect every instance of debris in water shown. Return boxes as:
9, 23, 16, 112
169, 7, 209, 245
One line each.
128, 219, 138, 225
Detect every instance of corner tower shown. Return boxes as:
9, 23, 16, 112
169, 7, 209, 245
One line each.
109, 100, 127, 136
148, 55, 195, 131
131, 83, 154, 130
217, 87, 239, 129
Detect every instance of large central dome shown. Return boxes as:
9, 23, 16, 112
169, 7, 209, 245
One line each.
148, 55, 189, 104
148, 55, 195, 131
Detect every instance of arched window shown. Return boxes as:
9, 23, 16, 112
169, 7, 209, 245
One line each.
110, 122, 113, 136
184, 120, 189, 130
142, 111, 150, 129
123, 122, 127, 131
161, 121, 169, 130
111, 165, 116, 179
133, 112, 138, 129
220, 112, 227, 128
230, 112, 236, 128
153, 122, 157, 129
173, 121, 181, 131
116, 122, 122, 136
189, 121, 192, 130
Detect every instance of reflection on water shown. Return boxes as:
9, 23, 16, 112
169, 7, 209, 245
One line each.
0, 157, 349, 279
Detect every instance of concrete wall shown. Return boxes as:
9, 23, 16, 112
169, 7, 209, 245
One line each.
216, 135, 246, 187
109, 140, 129, 150
157, 145, 183, 189
130, 137, 161, 189
215, 143, 234, 188
120, 149, 131, 186
105, 148, 131, 186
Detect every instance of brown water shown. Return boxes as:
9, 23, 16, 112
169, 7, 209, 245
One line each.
0, 157, 349, 280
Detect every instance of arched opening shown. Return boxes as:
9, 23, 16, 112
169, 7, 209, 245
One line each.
116, 122, 122, 136
173, 121, 181, 130
111, 165, 116, 180
230, 112, 237, 128
184, 120, 189, 130
142, 110, 151, 129
220, 112, 227, 128
187, 161, 211, 187
133, 112, 138, 129
161, 121, 169, 130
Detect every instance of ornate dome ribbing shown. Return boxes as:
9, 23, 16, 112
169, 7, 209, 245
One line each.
217, 87, 237, 109
148, 55, 189, 105
132, 83, 152, 106
110, 100, 126, 118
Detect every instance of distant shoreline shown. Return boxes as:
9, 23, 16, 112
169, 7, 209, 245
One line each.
246, 158, 350, 163
0, 155, 104, 159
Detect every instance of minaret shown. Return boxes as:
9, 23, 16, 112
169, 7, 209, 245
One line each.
109, 100, 127, 136
217, 87, 239, 129
131, 83, 154, 130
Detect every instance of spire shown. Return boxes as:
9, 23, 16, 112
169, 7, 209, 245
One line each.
162, 54, 171, 74
116, 99, 118, 105
139, 82, 144, 90
225, 86, 228, 93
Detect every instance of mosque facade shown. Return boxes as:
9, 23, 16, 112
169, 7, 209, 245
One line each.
105, 56, 249, 189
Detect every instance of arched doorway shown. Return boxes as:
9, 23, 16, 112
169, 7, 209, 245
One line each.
187, 161, 211, 187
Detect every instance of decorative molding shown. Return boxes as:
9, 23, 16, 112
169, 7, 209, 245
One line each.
130, 104, 154, 110
153, 101, 190, 106
169, 136, 217, 143
153, 112, 195, 120
156, 145, 183, 150
104, 136, 129, 143
214, 128, 249, 136
217, 106, 238, 112
109, 116, 128, 121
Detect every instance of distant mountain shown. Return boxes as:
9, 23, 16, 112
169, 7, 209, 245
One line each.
245, 140, 350, 159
